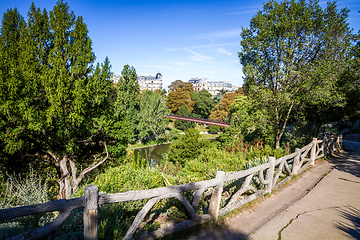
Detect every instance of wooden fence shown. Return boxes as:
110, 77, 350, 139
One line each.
0, 136, 342, 240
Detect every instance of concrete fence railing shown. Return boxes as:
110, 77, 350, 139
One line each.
0, 135, 342, 240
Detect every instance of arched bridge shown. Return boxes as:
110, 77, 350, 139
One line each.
165, 114, 230, 127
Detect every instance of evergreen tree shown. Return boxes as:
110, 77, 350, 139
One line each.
115, 64, 140, 143
0, 8, 31, 166
191, 89, 216, 119
174, 104, 195, 131
0, 1, 128, 198
137, 90, 169, 141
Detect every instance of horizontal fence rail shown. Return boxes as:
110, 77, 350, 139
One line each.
0, 136, 342, 240
165, 114, 231, 127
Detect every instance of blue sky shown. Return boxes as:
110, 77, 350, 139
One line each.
1, 0, 360, 89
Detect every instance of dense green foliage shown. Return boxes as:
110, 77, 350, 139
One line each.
191, 89, 216, 119
166, 80, 194, 113
167, 129, 209, 165
228, 95, 274, 145
115, 65, 140, 143
137, 90, 169, 141
0, 1, 128, 198
239, 0, 353, 148
174, 104, 196, 131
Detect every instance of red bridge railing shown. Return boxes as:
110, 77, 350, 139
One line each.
165, 114, 230, 127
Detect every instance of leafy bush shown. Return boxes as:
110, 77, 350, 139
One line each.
283, 119, 317, 151
174, 104, 196, 131
208, 125, 220, 133
0, 167, 54, 239
167, 128, 209, 166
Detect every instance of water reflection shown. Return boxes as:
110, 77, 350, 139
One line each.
133, 143, 170, 166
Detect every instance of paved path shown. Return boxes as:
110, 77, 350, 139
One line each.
184, 140, 360, 240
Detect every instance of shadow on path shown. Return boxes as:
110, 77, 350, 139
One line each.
334, 140, 360, 178
335, 206, 360, 239
163, 225, 247, 240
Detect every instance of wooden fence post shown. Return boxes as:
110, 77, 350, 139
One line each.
266, 157, 276, 193
292, 148, 301, 175
323, 136, 328, 157
310, 138, 317, 165
209, 171, 225, 221
84, 185, 99, 240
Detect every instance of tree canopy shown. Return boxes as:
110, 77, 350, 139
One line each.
191, 89, 216, 119
174, 104, 196, 131
166, 80, 195, 113
239, 0, 353, 148
209, 91, 242, 121
137, 90, 169, 141
0, 1, 128, 198
115, 65, 140, 143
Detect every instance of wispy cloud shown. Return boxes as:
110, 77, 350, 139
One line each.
225, 9, 259, 16
182, 47, 213, 61
216, 47, 233, 56
189, 43, 238, 49
223, 4, 263, 16
192, 29, 241, 41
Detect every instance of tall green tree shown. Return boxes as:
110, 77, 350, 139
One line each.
137, 90, 169, 141
174, 104, 196, 131
0, 1, 127, 199
0, 7, 32, 165
209, 91, 242, 121
239, 0, 352, 149
213, 89, 228, 104
115, 64, 140, 143
166, 80, 195, 113
338, 32, 360, 116
228, 96, 274, 144
191, 89, 215, 119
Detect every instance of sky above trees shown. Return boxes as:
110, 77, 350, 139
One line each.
1, 0, 359, 89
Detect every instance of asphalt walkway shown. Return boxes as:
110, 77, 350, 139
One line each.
185, 140, 360, 240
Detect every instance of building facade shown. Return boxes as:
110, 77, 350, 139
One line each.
189, 78, 208, 91
189, 78, 238, 96
138, 72, 163, 91
111, 73, 121, 84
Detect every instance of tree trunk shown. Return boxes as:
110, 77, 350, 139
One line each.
274, 102, 294, 150
58, 155, 71, 199
48, 143, 109, 199
48, 151, 71, 199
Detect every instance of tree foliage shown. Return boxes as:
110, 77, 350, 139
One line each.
239, 0, 352, 148
191, 89, 216, 119
115, 65, 140, 143
166, 80, 194, 113
209, 91, 242, 121
174, 104, 196, 131
337, 32, 360, 116
167, 129, 208, 166
0, 1, 128, 198
137, 90, 169, 141
228, 96, 274, 144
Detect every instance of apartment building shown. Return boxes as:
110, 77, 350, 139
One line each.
138, 72, 163, 91
189, 78, 238, 96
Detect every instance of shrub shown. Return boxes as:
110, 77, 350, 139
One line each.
0, 167, 54, 239
174, 104, 196, 131
167, 128, 209, 166
208, 125, 220, 133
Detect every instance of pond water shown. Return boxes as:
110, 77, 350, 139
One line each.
133, 143, 171, 166
132, 138, 217, 167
